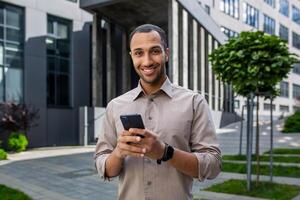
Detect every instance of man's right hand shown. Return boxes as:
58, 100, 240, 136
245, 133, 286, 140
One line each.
113, 130, 146, 159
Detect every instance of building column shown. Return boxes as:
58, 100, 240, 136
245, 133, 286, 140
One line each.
214, 40, 219, 110
193, 19, 198, 92
182, 9, 188, 88
107, 23, 118, 103
122, 30, 130, 92
92, 13, 103, 106
208, 34, 213, 109
170, 0, 179, 85
200, 27, 205, 96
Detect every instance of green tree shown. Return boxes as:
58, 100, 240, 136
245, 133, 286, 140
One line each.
209, 31, 298, 190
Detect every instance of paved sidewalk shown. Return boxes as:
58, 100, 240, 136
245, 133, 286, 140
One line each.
0, 119, 299, 200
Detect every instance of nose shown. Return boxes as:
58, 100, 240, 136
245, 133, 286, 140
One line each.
141, 53, 154, 68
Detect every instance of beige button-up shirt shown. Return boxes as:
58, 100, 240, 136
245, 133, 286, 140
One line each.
94, 78, 221, 200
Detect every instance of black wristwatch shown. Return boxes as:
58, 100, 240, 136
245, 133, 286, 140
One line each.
157, 143, 174, 164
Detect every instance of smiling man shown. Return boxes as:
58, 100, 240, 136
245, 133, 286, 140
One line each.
94, 24, 221, 200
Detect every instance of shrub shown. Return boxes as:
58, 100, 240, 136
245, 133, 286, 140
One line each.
8, 132, 28, 152
0, 102, 39, 133
0, 148, 7, 160
282, 111, 300, 133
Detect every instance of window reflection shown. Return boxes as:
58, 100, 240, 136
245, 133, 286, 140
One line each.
292, 5, 300, 25
220, 0, 239, 19
0, 3, 23, 102
243, 3, 259, 28
279, 0, 289, 17
46, 15, 71, 107
279, 24, 289, 42
263, 14, 275, 35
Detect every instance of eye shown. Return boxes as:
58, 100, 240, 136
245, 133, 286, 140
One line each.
134, 50, 143, 57
151, 48, 162, 55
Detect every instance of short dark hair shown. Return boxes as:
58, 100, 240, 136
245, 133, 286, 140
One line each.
129, 24, 168, 50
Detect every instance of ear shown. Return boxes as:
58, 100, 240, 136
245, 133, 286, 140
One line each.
165, 48, 170, 62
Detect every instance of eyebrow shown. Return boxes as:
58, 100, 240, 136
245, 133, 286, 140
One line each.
132, 45, 163, 52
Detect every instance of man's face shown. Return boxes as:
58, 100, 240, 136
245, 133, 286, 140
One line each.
130, 31, 169, 86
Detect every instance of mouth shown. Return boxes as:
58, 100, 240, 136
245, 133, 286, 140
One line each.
141, 67, 157, 76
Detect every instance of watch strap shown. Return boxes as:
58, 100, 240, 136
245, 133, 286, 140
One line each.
157, 143, 174, 164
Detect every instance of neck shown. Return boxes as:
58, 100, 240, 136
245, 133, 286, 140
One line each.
140, 76, 167, 95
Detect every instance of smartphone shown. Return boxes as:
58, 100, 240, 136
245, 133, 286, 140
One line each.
120, 114, 145, 138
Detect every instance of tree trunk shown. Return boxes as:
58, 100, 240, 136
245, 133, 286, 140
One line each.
256, 96, 260, 186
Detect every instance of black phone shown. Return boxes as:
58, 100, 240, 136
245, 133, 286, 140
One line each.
120, 114, 145, 138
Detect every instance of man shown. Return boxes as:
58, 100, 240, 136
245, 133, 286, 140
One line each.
94, 24, 221, 200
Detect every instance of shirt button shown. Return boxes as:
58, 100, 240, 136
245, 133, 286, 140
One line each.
148, 117, 152, 120
150, 98, 154, 101
147, 181, 152, 186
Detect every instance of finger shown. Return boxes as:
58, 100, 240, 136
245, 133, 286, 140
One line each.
118, 135, 142, 144
119, 143, 146, 154
130, 129, 156, 138
120, 130, 131, 136
128, 128, 145, 136
122, 150, 145, 157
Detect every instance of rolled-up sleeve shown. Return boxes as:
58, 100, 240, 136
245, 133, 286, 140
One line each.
94, 101, 117, 179
190, 94, 222, 181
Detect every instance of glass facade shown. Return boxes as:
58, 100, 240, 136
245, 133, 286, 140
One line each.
220, 0, 239, 19
243, 3, 259, 28
264, 0, 275, 8
46, 15, 72, 106
293, 63, 300, 75
279, 24, 289, 42
221, 26, 238, 38
293, 84, 300, 99
279, 0, 289, 17
0, 3, 24, 102
292, 5, 300, 25
264, 103, 276, 111
292, 32, 300, 49
263, 14, 275, 35
280, 81, 289, 98
279, 105, 289, 112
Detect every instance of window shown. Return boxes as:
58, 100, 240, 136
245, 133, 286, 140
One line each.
264, 0, 275, 8
294, 106, 300, 112
47, 15, 72, 106
66, 0, 77, 2
234, 100, 240, 109
293, 84, 300, 99
243, 3, 259, 28
293, 63, 300, 75
279, 0, 289, 17
264, 103, 275, 111
220, 0, 239, 19
292, 6, 300, 25
221, 26, 238, 38
280, 81, 289, 98
263, 14, 275, 35
205, 5, 210, 15
292, 32, 300, 49
280, 105, 289, 112
279, 24, 289, 42
0, 3, 24, 102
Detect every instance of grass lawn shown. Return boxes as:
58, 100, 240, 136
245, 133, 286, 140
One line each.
0, 184, 31, 200
222, 162, 300, 178
222, 155, 300, 163
205, 179, 300, 200
263, 148, 300, 155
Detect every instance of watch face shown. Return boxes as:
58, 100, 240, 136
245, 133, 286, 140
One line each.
163, 144, 174, 161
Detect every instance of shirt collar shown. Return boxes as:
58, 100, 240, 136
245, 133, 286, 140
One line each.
132, 77, 173, 101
